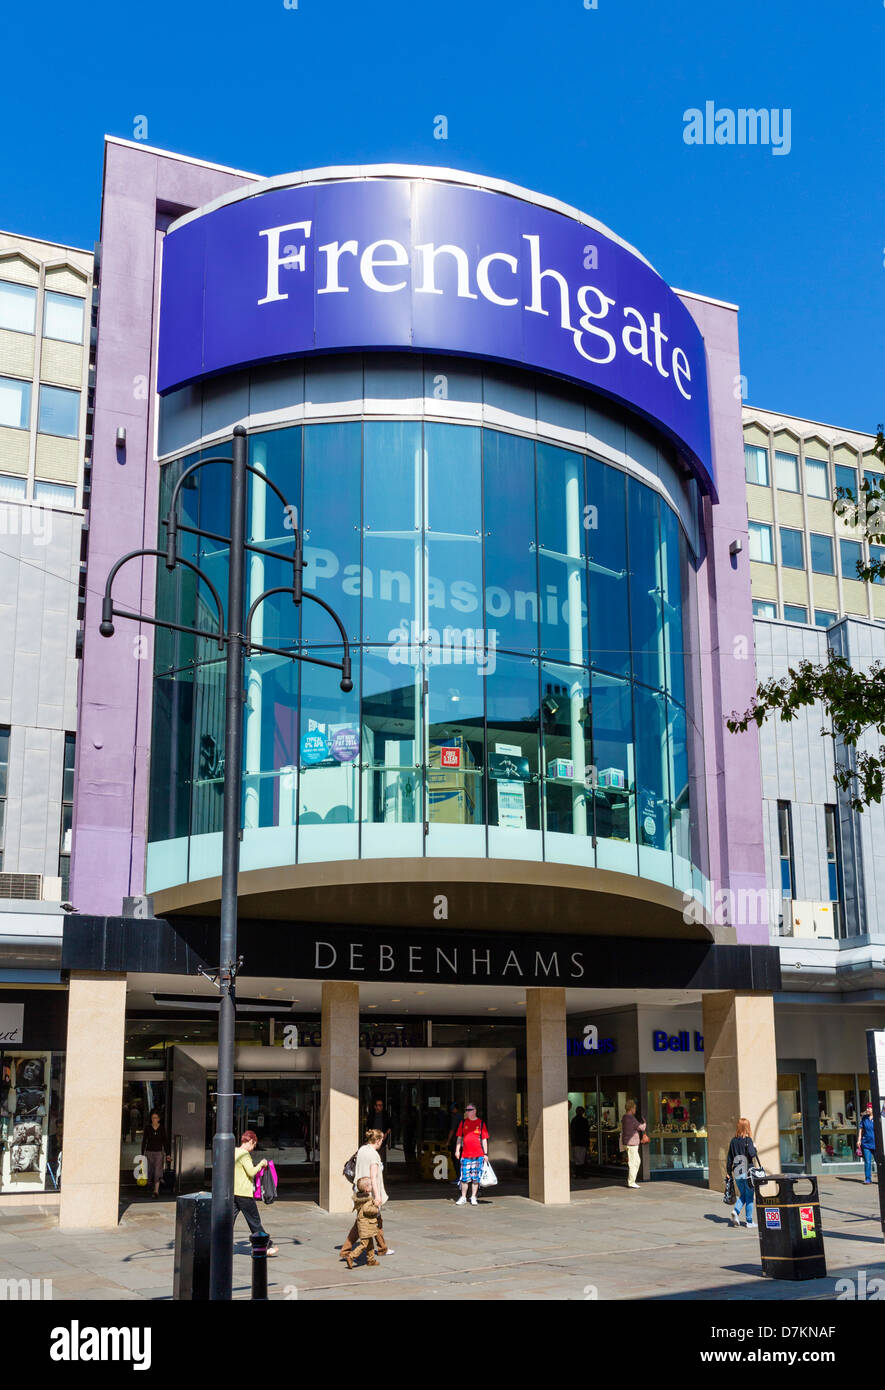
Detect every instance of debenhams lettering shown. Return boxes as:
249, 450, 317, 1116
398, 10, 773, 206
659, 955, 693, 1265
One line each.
314, 939, 586, 980
259, 222, 695, 401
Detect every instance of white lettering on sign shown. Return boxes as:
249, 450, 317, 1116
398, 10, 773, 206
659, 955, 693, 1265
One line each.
255, 224, 694, 400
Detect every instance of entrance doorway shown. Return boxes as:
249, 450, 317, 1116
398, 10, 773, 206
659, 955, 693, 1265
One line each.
206, 1075, 319, 1178
360, 1074, 485, 1177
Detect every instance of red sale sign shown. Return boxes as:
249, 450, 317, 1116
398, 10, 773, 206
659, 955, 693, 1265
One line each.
441, 747, 461, 768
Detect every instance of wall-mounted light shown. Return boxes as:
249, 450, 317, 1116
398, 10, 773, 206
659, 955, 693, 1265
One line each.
116, 426, 126, 449
729, 539, 742, 556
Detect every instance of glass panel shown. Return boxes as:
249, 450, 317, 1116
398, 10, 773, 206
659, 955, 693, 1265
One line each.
660, 503, 685, 707
568, 1091, 600, 1170
805, 457, 829, 499
43, 291, 84, 344
541, 659, 590, 836
38, 384, 79, 438
363, 420, 422, 643
744, 444, 769, 486
778, 1074, 804, 1165
0, 473, 27, 501
783, 604, 807, 623
668, 701, 691, 886
870, 545, 885, 583
191, 659, 226, 839
834, 464, 857, 498
33, 481, 76, 508
748, 522, 772, 564
627, 478, 664, 692
815, 610, 836, 627
427, 659, 484, 827
752, 600, 777, 618
810, 533, 834, 575
818, 1074, 858, 1164
0, 376, 31, 429
780, 527, 804, 569
360, 646, 421, 824
296, 655, 360, 829
482, 429, 538, 654
149, 670, 194, 843
485, 653, 541, 830
536, 442, 587, 664
589, 671, 636, 846
634, 684, 672, 878
425, 422, 483, 648
586, 457, 630, 679
301, 422, 361, 644
0, 280, 36, 334
839, 539, 863, 579
775, 450, 799, 492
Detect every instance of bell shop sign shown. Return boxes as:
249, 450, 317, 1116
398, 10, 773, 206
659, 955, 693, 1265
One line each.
0, 1003, 24, 1044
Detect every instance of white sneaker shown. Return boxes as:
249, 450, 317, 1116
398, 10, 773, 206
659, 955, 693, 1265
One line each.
455, 1196, 467, 1205
469, 1196, 478, 1205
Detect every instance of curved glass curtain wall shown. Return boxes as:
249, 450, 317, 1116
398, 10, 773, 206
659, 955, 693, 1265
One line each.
147, 420, 709, 899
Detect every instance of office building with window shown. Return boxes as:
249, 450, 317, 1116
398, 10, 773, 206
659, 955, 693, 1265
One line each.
0, 231, 92, 1201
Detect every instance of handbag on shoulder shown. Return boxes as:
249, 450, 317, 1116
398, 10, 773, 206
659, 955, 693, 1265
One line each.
343, 1152, 357, 1183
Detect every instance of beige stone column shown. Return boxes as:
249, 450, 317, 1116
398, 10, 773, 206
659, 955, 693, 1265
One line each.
319, 980, 359, 1213
526, 987, 570, 1204
59, 971, 127, 1229
703, 991, 779, 1191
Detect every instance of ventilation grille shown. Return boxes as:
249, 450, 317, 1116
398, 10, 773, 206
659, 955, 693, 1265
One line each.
0, 873, 43, 901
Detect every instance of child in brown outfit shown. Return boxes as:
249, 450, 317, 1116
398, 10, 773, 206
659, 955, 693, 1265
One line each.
344, 1177, 380, 1268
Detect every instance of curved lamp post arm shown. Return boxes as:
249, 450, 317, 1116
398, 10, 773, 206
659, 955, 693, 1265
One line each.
100, 548, 226, 651
245, 585, 352, 692
165, 453, 299, 570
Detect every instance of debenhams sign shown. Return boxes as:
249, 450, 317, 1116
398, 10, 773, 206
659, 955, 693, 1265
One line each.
158, 172, 714, 496
310, 934, 588, 984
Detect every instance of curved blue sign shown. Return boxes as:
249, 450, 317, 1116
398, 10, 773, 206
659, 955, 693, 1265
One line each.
158, 176, 714, 495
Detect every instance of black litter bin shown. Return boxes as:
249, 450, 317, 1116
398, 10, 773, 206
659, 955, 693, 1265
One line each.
173, 1191, 212, 1300
753, 1173, 827, 1280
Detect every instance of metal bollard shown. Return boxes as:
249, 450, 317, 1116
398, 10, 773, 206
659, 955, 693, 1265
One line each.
250, 1229, 270, 1300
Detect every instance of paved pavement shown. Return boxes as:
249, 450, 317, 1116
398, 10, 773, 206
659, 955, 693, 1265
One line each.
1, 1174, 883, 1301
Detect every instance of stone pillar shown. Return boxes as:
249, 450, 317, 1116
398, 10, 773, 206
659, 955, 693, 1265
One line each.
319, 981, 359, 1213
59, 972, 127, 1229
526, 987, 570, 1204
703, 991, 779, 1191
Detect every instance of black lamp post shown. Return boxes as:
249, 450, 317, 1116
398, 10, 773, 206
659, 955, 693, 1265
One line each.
100, 424, 352, 1300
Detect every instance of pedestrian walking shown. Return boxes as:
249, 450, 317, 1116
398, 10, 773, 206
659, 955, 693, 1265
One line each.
344, 1177, 383, 1269
234, 1130, 278, 1256
726, 1117, 759, 1228
570, 1105, 590, 1175
856, 1101, 878, 1183
141, 1110, 170, 1198
454, 1102, 489, 1206
620, 1101, 646, 1188
366, 1097, 392, 1164
340, 1129, 393, 1263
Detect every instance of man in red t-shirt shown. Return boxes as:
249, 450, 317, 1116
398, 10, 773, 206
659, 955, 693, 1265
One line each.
454, 1103, 489, 1206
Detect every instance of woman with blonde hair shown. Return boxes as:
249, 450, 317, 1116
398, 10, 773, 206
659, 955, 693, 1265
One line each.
726, 1117, 760, 1229
340, 1128, 394, 1263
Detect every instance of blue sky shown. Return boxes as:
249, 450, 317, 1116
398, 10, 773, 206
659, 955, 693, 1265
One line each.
4, 0, 883, 431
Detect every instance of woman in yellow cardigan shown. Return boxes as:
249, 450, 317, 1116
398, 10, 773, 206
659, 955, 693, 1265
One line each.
234, 1130, 278, 1256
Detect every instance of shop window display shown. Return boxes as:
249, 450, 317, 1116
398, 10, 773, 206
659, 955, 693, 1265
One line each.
778, 1074, 803, 1166
817, 1074, 858, 1164
0, 1052, 62, 1193
647, 1080, 707, 1174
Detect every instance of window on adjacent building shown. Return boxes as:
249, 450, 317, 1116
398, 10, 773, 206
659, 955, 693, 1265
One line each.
34, 480, 76, 509
835, 464, 858, 497
824, 805, 844, 938
780, 527, 805, 569
776, 450, 800, 492
805, 457, 830, 499
869, 544, 885, 584
0, 726, 9, 872
0, 473, 27, 501
863, 469, 883, 495
37, 384, 79, 438
783, 604, 808, 623
59, 732, 75, 898
815, 609, 837, 628
43, 291, 85, 345
744, 444, 769, 486
839, 538, 864, 580
752, 600, 777, 618
778, 800, 796, 898
748, 521, 773, 564
810, 533, 835, 575
0, 280, 36, 334
0, 375, 32, 430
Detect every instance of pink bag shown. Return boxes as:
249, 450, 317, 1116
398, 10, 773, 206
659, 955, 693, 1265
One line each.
254, 1158, 279, 1203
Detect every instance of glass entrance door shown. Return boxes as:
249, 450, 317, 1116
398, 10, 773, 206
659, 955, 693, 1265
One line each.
360, 1074, 486, 1179
205, 1075, 319, 1180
